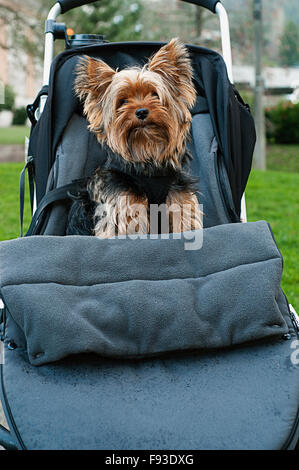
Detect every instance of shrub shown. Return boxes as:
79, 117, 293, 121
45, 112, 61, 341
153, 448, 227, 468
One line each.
12, 107, 28, 126
265, 101, 299, 144
0, 84, 15, 111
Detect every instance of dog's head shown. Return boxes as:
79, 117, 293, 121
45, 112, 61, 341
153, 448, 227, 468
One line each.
75, 38, 196, 167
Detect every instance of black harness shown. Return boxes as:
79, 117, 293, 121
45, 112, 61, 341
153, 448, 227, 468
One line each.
111, 172, 175, 206
101, 149, 197, 206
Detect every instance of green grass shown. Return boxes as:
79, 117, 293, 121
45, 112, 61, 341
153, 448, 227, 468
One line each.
267, 144, 299, 173
0, 126, 30, 145
0, 158, 298, 310
246, 170, 299, 310
0, 163, 31, 240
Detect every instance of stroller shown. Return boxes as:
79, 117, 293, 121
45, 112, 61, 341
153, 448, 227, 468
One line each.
0, 0, 298, 450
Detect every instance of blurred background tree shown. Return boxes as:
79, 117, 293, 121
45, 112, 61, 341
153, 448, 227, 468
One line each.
140, 0, 208, 44
39, 0, 143, 42
0, 0, 143, 62
0, 84, 15, 111
279, 20, 299, 66
0, 1, 39, 56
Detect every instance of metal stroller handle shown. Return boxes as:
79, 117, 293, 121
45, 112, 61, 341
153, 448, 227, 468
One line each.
41, 0, 232, 87
181, 0, 220, 13
57, 0, 221, 15
183, 1, 233, 85
57, 0, 222, 15
58, 0, 221, 15
57, 0, 98, 14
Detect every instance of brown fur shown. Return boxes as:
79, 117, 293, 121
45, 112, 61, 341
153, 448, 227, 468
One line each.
166, 192, 203, 233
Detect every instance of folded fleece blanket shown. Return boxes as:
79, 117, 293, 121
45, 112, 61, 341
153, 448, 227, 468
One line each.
0, 221, 291, 366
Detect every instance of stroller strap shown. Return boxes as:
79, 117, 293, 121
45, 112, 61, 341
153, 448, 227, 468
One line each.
26, 181, 83, 237
19, 157, 35, 238
26, 85, 49, 126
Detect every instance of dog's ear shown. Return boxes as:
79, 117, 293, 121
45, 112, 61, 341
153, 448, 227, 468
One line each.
74, 56, 116, 103
74, 57, 115, 143
148, 38, 196, 108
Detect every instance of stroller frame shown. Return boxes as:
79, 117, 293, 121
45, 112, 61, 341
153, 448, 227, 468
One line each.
39, 0, 247, 223
0, 0, 298, 451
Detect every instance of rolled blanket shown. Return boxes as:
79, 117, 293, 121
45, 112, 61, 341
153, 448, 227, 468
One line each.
0, 221, 290, 365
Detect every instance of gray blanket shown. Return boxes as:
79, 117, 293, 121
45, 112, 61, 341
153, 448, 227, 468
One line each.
0, 221, 290, 366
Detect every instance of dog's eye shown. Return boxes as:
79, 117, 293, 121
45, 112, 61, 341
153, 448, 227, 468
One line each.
119, 99, 128, 107
152, 92, 159, 99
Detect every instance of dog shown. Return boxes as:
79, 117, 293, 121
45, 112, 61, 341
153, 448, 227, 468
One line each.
67, 38, 202, 238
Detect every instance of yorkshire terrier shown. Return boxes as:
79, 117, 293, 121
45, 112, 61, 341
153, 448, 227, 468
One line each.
67, 38, 202, 237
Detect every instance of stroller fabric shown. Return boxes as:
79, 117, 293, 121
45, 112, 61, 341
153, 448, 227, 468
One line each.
0, 221, 291, 366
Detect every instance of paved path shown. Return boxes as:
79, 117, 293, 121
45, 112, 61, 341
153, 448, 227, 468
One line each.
0, 145, 24, 163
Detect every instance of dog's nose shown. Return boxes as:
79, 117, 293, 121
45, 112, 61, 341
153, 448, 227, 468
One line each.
135, 108, 149, 120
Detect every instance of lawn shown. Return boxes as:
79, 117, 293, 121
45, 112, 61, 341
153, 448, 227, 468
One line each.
267, 144, 299, 173
0, 149, 298, 310
0, 126, 30, 145
0, 162, 31, 240
246, 170, 299, 310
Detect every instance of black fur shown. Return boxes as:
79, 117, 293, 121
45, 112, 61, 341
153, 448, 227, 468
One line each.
66, 184, 96, 236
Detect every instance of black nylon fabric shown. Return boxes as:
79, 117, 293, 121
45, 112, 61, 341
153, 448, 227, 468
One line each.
130, 175, 172, 206
101, 148, 197, 206
27, 42, 255, 217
